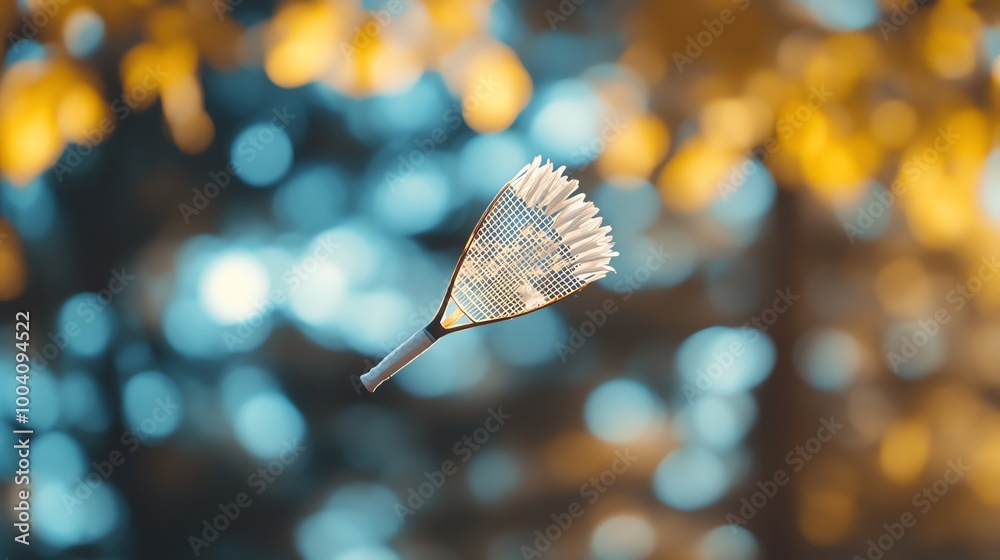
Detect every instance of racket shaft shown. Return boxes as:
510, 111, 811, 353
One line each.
361, 328, 436, 392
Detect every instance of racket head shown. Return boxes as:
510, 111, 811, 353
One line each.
427, 157, 617, 337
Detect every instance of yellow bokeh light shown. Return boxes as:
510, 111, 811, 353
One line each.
702, 97, 772, 149
0, 223, 27, 301
870, 100, 918, 149
969, 431, 1000, 505
620, 43, 667, 85
597, 114, 670, 180
459, 44, 532, 133
170, 110, 215, 155
908, 190, 972, 248
801, 138, 873, 201
121, 43, 164, 111
892, 108, 986, 249
145, 5, 191, 43
265, 2, 343, 89
367, 41, 425, 95
802, 34, 880, 95
879, 419, 930, 484
658, 137, 740, 211
0, 74, 64, 185
423, 0, 491, 56
875, 258, 933, 318
799, 489, 855, 545
57, 83, 109, 144
780, 102, 829, 158
162, 73, 204, 124
923, 2, 981, 80
159, 39, 200, 83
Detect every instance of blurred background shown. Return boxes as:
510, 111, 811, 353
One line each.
2, 0, 1000, 558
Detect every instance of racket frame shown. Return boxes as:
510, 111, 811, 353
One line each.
424, 181, 594, 340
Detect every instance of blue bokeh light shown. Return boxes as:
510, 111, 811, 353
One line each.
468, 449, 522, 504
597, 229, 696, 293
357, 73, 450, 139
2, 177, 56, 241
458, 132, 531, 199
676, 326, 776, 396
699, 525, 759, 560
287, 260, 349, 327
585, 379, 664, 442
296, 483, 401, 560
370, 166, 451, 235
795, 328, 862, 391
33, 431, 86, 483
483, 306, 563, 367
218, 365, 278, 417
233, 391, 306, 459
274, 165, 350, 233
231, 123, 294, 187
27, 370, 60, 431
58, 293, 116, 357
979, 148, 1000, 224
882, 321, 945, 379
528, 80, 604, 163
395, 328, 491, 397
60, 370, 110, 432
163, 297, 262, 358
122, 371, 183, 442
198, 249, 272, 325
591, 514, 656, 560
3, 39, 47, 66
35, 480, 122, 547
593, 180, 661, 235
654, 446, 730, 510
64, 9, 105, 58
710, 159, 777, 227
678, 394, 757, 449
795, 0, 879, 31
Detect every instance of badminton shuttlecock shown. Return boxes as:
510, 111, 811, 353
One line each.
361, 156, 617, 392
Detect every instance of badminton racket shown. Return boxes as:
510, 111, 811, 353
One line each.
361, 156, 617, 392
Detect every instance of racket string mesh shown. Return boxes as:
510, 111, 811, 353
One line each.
450, 157, 617, 323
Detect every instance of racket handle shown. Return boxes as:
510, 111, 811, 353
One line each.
360, 328, 436, 392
